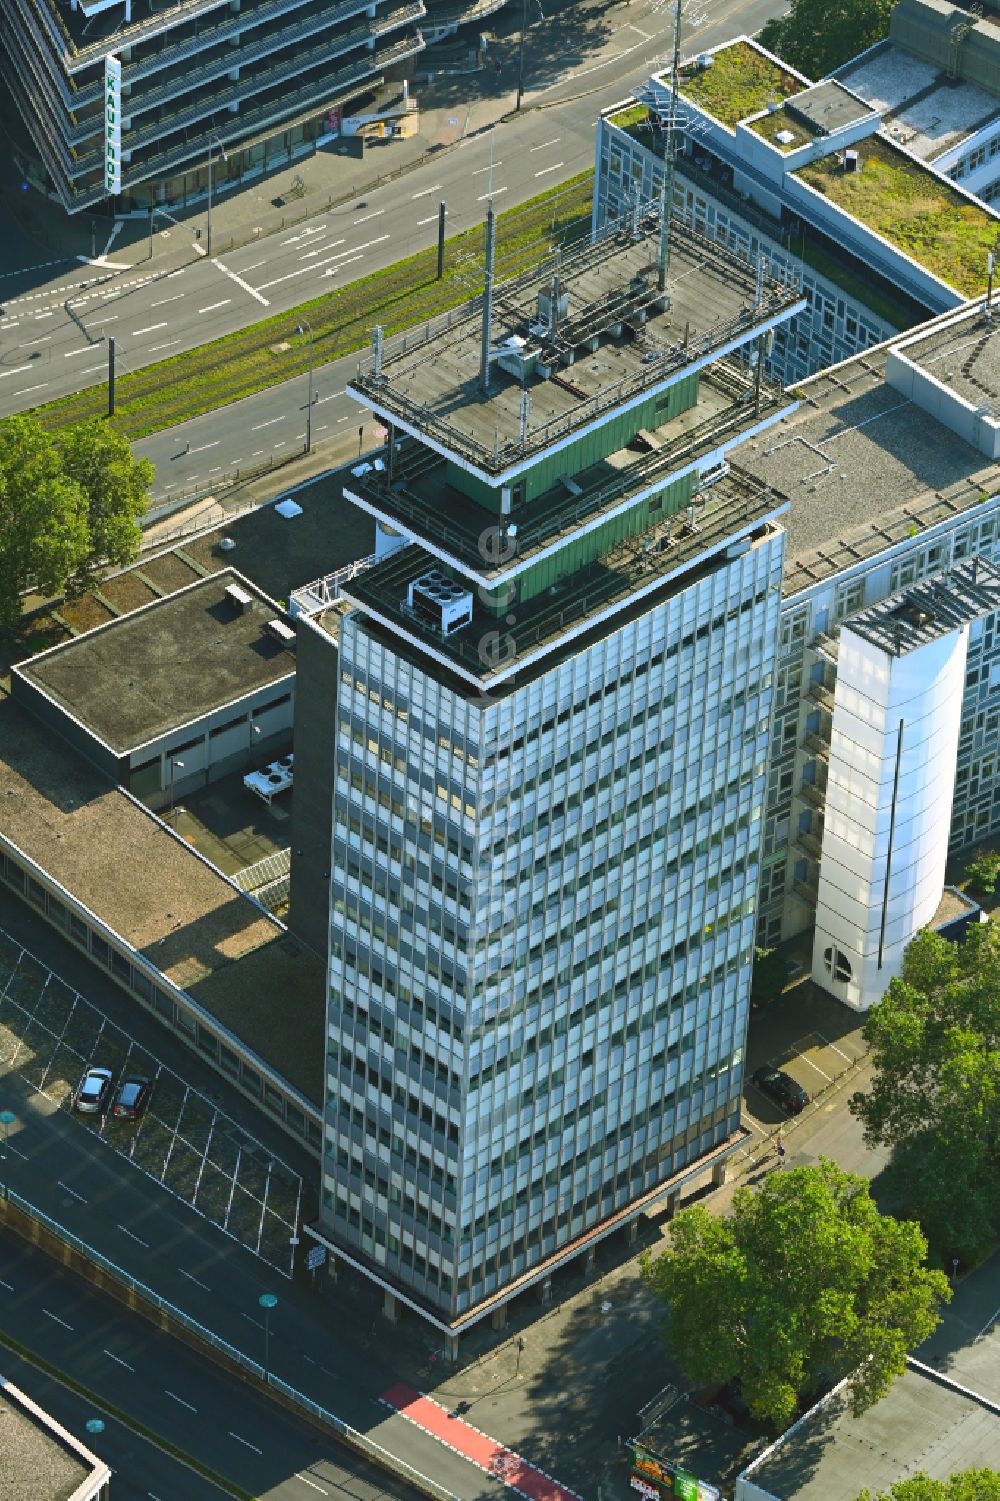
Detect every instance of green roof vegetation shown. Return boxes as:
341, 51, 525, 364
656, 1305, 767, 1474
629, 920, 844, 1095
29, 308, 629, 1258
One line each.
749, 106, 810, 151
796, 136, 1000, 298
607, 103, 650, 133
678, 42, 801, 129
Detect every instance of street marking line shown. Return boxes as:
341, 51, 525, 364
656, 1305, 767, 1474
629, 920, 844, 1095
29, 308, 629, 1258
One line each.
477, 187, 508, 200
213, 259, 270, 306
251, 417, 285, 431
240, 1312, 264, 1329
104, 1349, 136, 1371
42, 1308, 74, 1330
815, 1031, 855, 1063
472, 163, 500, 175
20, 384, 49, 395
0, 1278, 14, 1292
417, 214, 439, 226
529, 136, 560, 151
133, 322, 168, 337
177, 1268, 212, 1291
535, 161, 564, 177
188, 440, 220, 454
58, 1181, 87, 1202
64, 346, 101, 358
164, 1390, 198, 1412
149, 293, 185, 308
295, 1475, 328, 1494
148, 340, 181, 353
229, 1432, 263, 1454
197, 299, 232, 314
0, 364, 33, 380
119, 1224, 151, 1248
799, 1055, 833, 1083
323, 254, 363, 278
352, 209, 385, 224
411, 183, 442, 199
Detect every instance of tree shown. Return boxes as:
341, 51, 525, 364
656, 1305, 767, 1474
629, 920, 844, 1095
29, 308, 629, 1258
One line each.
641, 1158, 949, 1430
849, 925, 1000, 1263
0, 414, 89, 628
0, 413, 153, 626
963, 846, 1000, 895
857, 1469, 1000, 1501
57, 418, 152, 590
759, 0, 895, 82
751, 946, 789, 1011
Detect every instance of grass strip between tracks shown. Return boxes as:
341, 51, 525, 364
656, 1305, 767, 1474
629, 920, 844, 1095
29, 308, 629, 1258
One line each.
32, 171, 594, 443
0, 1324, 256, 1500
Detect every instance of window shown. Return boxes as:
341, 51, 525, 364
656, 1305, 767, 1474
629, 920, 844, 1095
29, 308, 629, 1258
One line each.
823, 946, 852, 984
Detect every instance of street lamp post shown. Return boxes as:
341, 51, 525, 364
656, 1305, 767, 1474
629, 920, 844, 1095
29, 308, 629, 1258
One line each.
0, 1110, 15, 1200
516, 0, 527, 111
168, 757, 185, 823
206, 133, 227, 257
259, 1292, 278, 1381
295, 319, 314, 454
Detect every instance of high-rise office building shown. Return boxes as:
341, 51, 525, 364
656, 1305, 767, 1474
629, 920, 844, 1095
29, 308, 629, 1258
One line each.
1, 0, 424, 212
305, 204, 805, 1338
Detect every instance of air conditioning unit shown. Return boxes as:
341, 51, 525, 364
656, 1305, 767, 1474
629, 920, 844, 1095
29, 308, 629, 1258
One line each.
264, 618, 296, 646
407, 569, 473, 636
844, 150, 860, 173
225, 583, 254, 614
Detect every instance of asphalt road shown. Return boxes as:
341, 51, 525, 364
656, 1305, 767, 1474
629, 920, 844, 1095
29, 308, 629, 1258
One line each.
0, 0, 784, 423
0, 1231, 424, 1501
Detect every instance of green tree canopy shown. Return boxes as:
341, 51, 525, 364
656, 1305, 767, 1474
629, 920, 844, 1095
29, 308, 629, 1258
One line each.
857, 1469, 1000, 1501
0, 412, 152, 626
641, 1158, 949, 1430
849, 925, 1000, 1262
759, 0, 894, 81
751, 946, 789, 1011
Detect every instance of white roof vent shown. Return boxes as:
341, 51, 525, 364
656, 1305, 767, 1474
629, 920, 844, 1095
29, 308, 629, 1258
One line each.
264, 618, 296, 646
407, 568, 473, 637
225, 583, 254, 614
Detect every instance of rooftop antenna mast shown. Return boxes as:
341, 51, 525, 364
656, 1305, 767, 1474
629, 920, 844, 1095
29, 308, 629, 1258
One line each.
480, 129, 497, 395
657, 0, 684, 292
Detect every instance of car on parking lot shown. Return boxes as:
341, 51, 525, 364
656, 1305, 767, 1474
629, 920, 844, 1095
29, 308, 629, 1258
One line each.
74, 1066, 114, 1115
752, 1066, 811, 1115
111, 1074, 152, 1121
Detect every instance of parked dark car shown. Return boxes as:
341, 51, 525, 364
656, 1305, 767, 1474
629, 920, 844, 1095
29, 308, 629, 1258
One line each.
752, 1066, 811, 1115
74, 1066, 113, 1115
111, 1074, 153, 1121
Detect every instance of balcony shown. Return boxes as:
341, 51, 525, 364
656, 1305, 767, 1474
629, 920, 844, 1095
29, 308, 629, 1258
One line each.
803, 731, 830, 763
344, 363, 791, 580
795, 828, 823, 862
342, 466, 787, 687
799, 779, 826, 812
810, 630, 839, 666
809, 680, 835, 714
793, 874, 819, 906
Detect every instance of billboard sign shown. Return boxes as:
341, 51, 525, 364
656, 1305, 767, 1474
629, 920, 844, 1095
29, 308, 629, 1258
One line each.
628, 1443, 720, 1501
105, 55, 121, 196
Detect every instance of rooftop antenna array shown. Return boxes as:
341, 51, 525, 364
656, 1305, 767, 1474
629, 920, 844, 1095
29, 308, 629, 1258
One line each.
480, 128, 497, 395
657, 0, 684, 292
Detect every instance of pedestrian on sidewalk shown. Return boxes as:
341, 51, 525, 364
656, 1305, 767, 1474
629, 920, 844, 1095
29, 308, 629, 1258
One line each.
776, 1133, 786, 1168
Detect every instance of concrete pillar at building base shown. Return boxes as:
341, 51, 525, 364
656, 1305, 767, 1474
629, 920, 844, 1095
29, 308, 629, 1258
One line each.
539, 1276, 553, 1305
383, 1289, 400, 1323
325, 1253, 337, 1282
712, 1160, 729, 1189
663, 1191, 680, 1221
624, 1220, 639, 1247
444, 1333, 460, 1364
491, 1305, 508, 1331
584, 1246, 597, 1274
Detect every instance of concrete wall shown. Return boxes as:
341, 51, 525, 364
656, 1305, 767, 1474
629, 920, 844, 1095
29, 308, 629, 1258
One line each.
286, 615, 340, 959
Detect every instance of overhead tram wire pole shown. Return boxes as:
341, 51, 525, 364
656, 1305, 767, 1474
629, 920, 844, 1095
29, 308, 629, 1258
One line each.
259, 1291, 278, 1381
206, 131, 227, 258
516, 0, 527, 111
295, 318, 314, 454
0, 1110, 15, 1200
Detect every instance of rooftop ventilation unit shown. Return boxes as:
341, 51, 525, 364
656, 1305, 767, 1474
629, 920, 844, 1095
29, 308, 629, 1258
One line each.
265, 618, 296, 646
225, 583, 254, 614
844, 150, 860, 173
407, 569, 474, 637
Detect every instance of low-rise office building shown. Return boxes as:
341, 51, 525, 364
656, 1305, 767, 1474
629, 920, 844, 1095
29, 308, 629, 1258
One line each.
0, 1374, 112, 1501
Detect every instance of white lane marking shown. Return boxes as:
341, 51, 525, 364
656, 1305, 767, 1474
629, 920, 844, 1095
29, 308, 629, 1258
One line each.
281, 226, 323, 245
77, 366, 105, 377
64, 346, 101, 358
251, 417, 284, 431
336, 415, 349, 423
197, 299, 231, 314
472, 163, 500, 175
323, 254, 363, 278
250, 449, 265, 456
133, 322, 168, 337
97, 315, 119, 323
417, 214, 440, 226
5, 1143, 27, 1160
43, 1308, 74, 1330
352, 209, 385, 224
104, 1349, 136, 1371
208, 465, 222, 473
118, 1224, 150, 1247
257, 236, 382, 291
20, 383, 49, 394
58, 1181, 87, 1202
165, 1390, 197, 1412
535, 161, 564, 177
150, 293, 185, 308
411, 183, 442, 199
20, 334, 51, 346
188, 440, 220, 454
148, 340, 181, 353
229, 1432, 263, 1454
240, 1312, 264, 1328
300, 236, 345, 261
800, 1055, 833, 1083
213, 259, 269, 306
0, 1278, 13, 1292
34, 311, 54, 319
178, 1268, 212, 1291
295, 1476, 328, 1494
302, 1354, 317, 1364
477, 187, 508, 200
0, 364, 32, 379
193, 243, 207, 256
530, 136, 560, 151
239, 260, 266, 272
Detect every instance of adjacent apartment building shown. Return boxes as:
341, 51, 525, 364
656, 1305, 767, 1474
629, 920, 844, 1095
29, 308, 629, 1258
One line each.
295, 201, 807, 1336
0, 0, 425, 212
